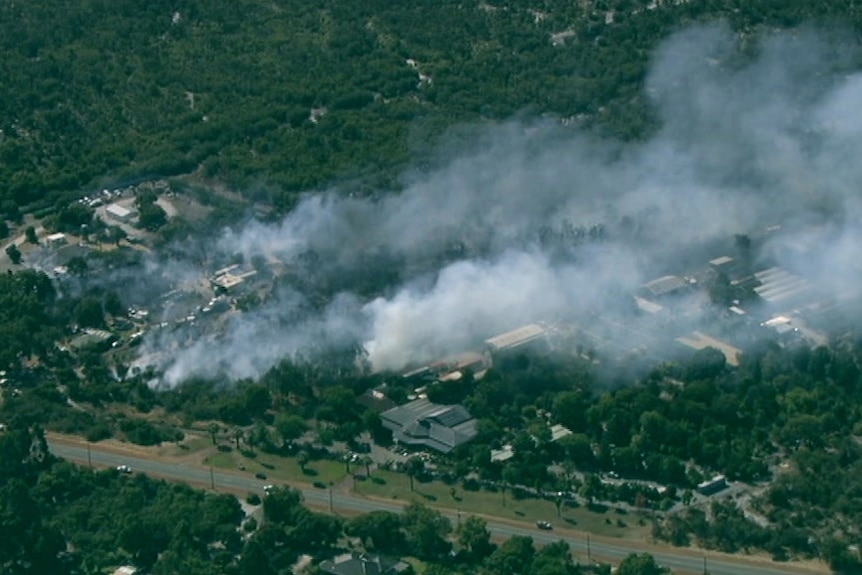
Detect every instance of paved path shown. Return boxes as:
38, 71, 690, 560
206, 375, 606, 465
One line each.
47, 440, 828, 575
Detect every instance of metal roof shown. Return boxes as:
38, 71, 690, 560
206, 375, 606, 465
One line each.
485, 323, 546, 351
642, 275, 687, 297
381, 399, 477, 453
709, 256, 734, 267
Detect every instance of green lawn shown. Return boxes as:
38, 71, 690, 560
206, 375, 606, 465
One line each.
354, 470, 649, 539
160, 435, 212, 457
203, 449, 349, 485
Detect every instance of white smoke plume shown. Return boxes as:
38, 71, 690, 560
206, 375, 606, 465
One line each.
138, 22, 862, 385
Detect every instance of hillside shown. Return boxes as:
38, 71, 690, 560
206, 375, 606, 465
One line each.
1, 0, 858, 217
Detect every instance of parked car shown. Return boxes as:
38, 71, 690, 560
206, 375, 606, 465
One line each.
536, 520, 553, 530
254, 472, 267, 480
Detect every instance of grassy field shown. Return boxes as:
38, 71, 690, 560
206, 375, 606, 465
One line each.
160, 434, 212, 457
203, 448, 349, 485
355, 470, 650, 540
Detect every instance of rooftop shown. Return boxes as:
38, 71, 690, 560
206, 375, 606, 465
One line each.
106, 203, 133, 217
635, 296, 664, 314
675, 331, 741, 366
709, 256, 734, 267
491, 445, 515, 462
550, 423, 573, 442
211, 266, 258, 291
641, 275, 687, 298
381, 399, 477, 453
753, 267, 812, 305
485, 323, 547, 352
319, 553, 411, 575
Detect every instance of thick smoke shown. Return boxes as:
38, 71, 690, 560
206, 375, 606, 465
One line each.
139, 23, 862, 385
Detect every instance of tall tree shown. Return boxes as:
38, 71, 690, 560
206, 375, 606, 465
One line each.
617, 553, 669, 575
274, 414, 307, 448
5, 243, 21, 264
405, 456, 425, 492
207, 423, 220, 445
347, 510, 405, 553
458, 516, 494, 560
401, 502, 452, 560
482, 535, 535, 575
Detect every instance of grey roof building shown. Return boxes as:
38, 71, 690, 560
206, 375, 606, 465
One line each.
319, 553, 411, 575
641, 275, 688, 299
381, 398, 478, 453
485, 323, 547, 353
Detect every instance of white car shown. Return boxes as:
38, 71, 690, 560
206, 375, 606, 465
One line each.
116, 465, 132, 473
263, 484, 274, 493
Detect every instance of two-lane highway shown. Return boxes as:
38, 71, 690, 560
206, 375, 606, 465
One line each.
48, 440, 827, 575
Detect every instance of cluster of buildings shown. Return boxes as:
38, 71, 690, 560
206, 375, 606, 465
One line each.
210, 264, 259, 294
632, 243, 832, 366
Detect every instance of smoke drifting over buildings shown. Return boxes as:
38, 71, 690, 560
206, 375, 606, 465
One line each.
139, 23, 862, 385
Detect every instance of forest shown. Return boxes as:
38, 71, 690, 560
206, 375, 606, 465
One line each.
1, 0, 862, 219
5, 0, 862, 573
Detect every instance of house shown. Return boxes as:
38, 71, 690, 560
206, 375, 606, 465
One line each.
380, 398, 478, 453
319, 553, 412, 575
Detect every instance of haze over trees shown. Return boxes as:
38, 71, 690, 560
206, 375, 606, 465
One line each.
3, 0, 862, 573
2, 0, 861, 217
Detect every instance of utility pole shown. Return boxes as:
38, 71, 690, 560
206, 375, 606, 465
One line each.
703, 555, 708, 574
210, 465, 215, 490
328, 483, 334, 513
586, 534, 592, 563
87, 443, 92, 468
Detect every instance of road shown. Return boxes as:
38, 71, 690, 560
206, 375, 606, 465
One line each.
48, 440, 827, 575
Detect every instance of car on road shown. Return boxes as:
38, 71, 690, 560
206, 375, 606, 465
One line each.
116, 465, 132, 474
254, 472, 267, 480
536, 520, 553, 530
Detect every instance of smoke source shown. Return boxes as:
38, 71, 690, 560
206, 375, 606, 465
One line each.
137, 23, 862, 385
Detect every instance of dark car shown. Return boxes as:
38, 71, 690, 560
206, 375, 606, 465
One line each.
254, 472, 267, 480
536, 520, 553, 530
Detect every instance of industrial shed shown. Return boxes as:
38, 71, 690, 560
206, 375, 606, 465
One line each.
640, 275, 688, 299
105, 203, 136, 223
753, 267, 812, 306
485, 323, 548, 354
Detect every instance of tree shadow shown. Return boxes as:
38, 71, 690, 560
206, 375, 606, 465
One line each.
587, 502, 609, 513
